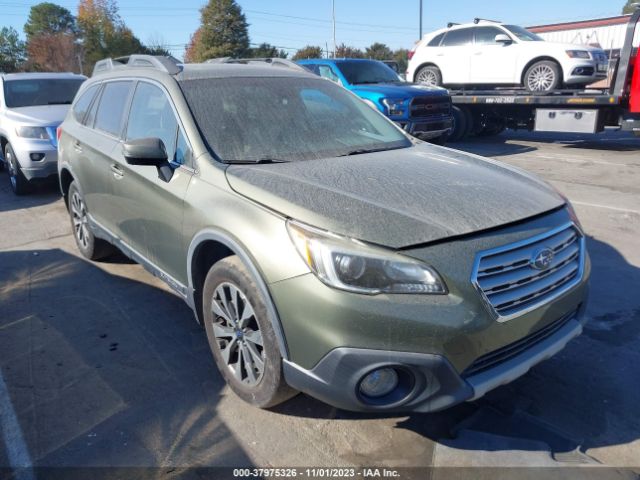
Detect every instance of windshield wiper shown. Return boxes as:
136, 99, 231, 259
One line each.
48, 101, 72, 105
225, 157, 289, 164
339, 147, 393, 156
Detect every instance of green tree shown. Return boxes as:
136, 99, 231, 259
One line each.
622, 0, 638, 13
185, 0, 249, 62
292, 45, 323, 60
0, 27, 26, 72
77, 0, 146, 72
335, 43, 364, 58
365, 42, 393, 60
24, 2, 76, 40
247, 42, 287, 59
392, 48, 409, 73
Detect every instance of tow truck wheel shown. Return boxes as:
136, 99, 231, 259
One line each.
449, 106, 468, 142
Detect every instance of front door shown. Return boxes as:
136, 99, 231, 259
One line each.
470, 26, 519, 84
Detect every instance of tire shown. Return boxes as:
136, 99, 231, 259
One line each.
415, 65, 443, 86
67, 181, 114, 260
202, 256, 297, 408
524, 60, 561, 92
448, 105, 468, 142
5, 144, 30, 195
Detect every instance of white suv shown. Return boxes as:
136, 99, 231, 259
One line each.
407, 20, 608, 92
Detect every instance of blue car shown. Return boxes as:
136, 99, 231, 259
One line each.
297, 58, 453, 144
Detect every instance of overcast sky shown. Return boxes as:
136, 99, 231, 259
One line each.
1, 0, 629, 58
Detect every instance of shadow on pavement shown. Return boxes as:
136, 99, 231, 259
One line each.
0, 171, 60, 213
0, 248, 254, 474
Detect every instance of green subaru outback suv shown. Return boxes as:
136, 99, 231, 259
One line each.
57, 55, 589, 412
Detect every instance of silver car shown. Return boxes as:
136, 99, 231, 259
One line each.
0, 72, 85, 194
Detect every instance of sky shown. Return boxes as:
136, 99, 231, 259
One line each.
1, 0, 629, 58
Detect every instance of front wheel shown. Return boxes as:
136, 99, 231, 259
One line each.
415, 65, 442, 86
202, 256, 297, 408
524, 60, 561, 92
5, 144, 30, 195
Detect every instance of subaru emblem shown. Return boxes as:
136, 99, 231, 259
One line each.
531, 248, 554, 270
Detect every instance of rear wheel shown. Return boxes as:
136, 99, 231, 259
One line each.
524, 60, 561, 92
415, 65, 442, 86
202, 256, 297, 408
5, 144, 30, 195
67, 181, 114, 260
448, 105, 469, 142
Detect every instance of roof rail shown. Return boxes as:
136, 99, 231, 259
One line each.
447, 22, 460, 28
92, 55, 182, 77
205, 57, 305, 71
473, 17, 502, 24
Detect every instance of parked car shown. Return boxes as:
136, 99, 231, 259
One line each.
59, 55, 590, 413
407, 19, 608, 92
0, 72, 85, 194
298, 58, 452, 144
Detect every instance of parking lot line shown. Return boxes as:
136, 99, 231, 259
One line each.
0, 370, 34, 480
571, 200, 640, 215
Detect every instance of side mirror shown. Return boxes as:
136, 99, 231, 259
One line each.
122, 137, 173, 182
495, 34, 513, 44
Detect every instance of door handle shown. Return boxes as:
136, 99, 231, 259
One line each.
436, 53, 445, 57
110, 164, 124, 178
73, 141, 83, 153
473, 52, 482, 55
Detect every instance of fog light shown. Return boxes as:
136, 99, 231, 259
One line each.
30, 153, 45, 161
359, 368, 399, 398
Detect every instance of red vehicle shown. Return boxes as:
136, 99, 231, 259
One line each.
443, 7, 640, 141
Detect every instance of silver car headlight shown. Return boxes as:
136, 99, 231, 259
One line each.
287, 220, 447, 295
15, 126, 50, 139
565, 50, 591, 59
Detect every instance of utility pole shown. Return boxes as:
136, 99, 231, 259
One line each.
419, 0, 423, 39
332, 0, 336, 58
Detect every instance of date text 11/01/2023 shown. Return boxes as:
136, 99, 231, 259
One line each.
232, 468, 401, 478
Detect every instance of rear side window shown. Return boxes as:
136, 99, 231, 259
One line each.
427, 32, 445, 46
94, 81, 132, 137
72, 85, 98, 123
442, 28, 473, 46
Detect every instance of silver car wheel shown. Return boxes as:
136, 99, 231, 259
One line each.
70, 191, 90, 250
527, 64, 556, 91
417, 69, 438, 86
6, 149, 17, 190
211, 282, 265, 386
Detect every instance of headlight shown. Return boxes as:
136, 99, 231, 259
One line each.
15, 126, 50, 139
566, 50, 591, 59
287, 220, 447, 295
381, 98, 407, 116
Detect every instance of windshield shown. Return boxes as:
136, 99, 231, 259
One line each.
503, 25, 544, 42
336, 61, 401, 85
180, 76, 411, 163
3, 79, 84, 108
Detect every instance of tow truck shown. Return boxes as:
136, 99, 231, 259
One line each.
445, 7, 640, 141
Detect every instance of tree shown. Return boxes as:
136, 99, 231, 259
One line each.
292, 45, 323, 60
185, 0, 249, 62
77, 0, 145, 72
247, 42, 287, 59
26, 33, 80, 72
392, 48, 409, 74
24, 2, 76, 40
365, 42, 392, 60
622, 0, 638, 13
0, 27, 26, 73
334, 43, 364, 58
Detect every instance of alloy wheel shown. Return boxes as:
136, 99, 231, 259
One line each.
417, 69, 438, 86
211, 282, 265, 386
6, 149, 17, 190
70, 191, 90, 250
527, 64, 556, 91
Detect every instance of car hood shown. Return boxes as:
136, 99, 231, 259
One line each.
350, 83, 449, 98
3, 105, 70, 126
225, 145, 565, 249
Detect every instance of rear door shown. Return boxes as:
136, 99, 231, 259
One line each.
111, 80, 193, 284
470, 26, 518, 84
438, 28, 474, 84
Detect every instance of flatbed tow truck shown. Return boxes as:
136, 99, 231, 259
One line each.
445, 7, 640, 141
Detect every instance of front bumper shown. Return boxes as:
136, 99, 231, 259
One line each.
7, 136, 59, 180
564, 60, 608, 85
396, 117, 453, 139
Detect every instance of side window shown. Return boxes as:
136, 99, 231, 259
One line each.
84, 85, 103, 127
174, 129, 191, 166
318, 65, 341, 83
126, 82, 179, 161
72, 85, 98, 123
474, 27, 505, 45
441, 28, 473, 47
94, 81, 132, 137
428, 32, 446, 47
301, 64, 320, 75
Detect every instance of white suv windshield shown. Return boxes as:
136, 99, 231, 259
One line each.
503, 25, 544, 42
3, 79, 84, 108
180, 76, 411, 163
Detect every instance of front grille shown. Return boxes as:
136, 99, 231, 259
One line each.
462, 308, 578, 378
410, 97, 450, 118
471, 223, 584, 320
